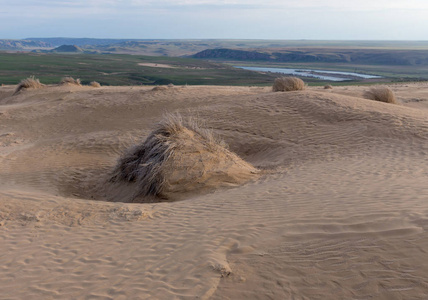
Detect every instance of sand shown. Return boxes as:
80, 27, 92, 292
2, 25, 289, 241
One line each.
138, 63, 177, 68
0, 82, 427, 299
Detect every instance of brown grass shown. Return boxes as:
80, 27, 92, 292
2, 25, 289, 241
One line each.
324, 84, 333, 89
109, 113, 256, 200
14, 76, 44, 94
364, 87, 397, 104
152, 86, 168, 92
60, 76, 81, 86
272, 76, 306, 92
90, 81, 101, 88
110, 114, 217, 198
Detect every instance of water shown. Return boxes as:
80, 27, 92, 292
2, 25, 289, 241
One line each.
235, 66, 382, 81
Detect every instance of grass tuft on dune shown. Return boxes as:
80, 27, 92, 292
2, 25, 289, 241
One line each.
364, 86, 397, 104
272, 76, 306, 92
14, 76, 44, 94
110, 113, 258, 201
60, 76, 81, 86
90, 81, 101, 88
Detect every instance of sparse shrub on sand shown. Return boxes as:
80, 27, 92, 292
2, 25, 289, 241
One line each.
60, 76, 81, 86
272, 76, 306, 92
110, 114, 258, 200
324, 84, 333, 89
14, 76, 44, 94
90, 81, 101, 88
364, 87, 397, 104
167, 83, 174, 88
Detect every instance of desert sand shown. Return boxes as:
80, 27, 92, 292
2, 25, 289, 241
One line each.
0, 82, 427, 299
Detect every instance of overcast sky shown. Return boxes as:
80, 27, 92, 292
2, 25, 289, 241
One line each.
1, 0, 428, 40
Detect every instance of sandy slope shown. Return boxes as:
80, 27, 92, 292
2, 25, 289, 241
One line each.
0, 83, 427, 299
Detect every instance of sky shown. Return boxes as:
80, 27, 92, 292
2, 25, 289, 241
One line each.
1, 0, 428, 40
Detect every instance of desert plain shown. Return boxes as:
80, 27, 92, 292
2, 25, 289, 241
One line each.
0, 81, 428, 299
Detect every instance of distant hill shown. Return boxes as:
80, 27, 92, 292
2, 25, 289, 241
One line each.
51, 45, 84, 53
3, 38, 428, 66
25, 37, 143, 47
193, 49, 272, 61
24, 38, 211, 56
193, 48, 428, 66
0, 39, 52, 50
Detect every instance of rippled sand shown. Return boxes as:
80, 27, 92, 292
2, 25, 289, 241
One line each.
1, 83, 427, 299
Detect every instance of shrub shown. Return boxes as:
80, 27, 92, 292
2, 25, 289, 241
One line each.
364, 87, 397, 104
90, 81, 101, 88
324, 84, 333, 89
272, 76, 306, 92
14, 76, 44, 94
60, 76, 81, 86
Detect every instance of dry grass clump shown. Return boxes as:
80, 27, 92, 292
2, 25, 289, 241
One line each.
364, 87, 397, 104
110, 114, 258, 200
89, 81, 101, 88
324, 84, 333, 89
272, 76, 306, 92
60, 76, 81, 86
152, 86, 168, 92
14, 76, 44, 94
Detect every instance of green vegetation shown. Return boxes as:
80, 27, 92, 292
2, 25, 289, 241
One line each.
0, 52, 277, 86
1, 47, 428, 87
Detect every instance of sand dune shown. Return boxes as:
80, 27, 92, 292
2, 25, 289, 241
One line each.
0, 82, 427, 299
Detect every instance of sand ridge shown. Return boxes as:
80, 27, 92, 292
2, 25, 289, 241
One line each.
0, 82, 428, 299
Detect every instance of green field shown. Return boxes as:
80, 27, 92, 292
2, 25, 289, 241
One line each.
0, 52, 277, 86
1, 50, 428, 87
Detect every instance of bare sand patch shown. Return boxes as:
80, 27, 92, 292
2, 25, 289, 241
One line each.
138, 62, 177, 68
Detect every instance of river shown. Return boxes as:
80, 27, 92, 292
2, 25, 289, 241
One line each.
235, 66, 382, 81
